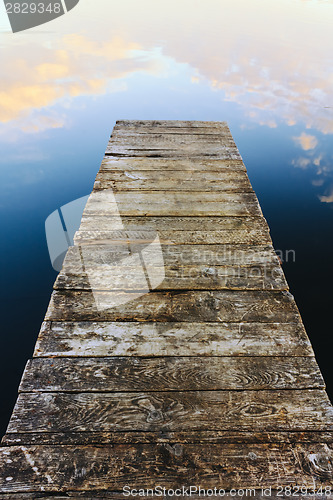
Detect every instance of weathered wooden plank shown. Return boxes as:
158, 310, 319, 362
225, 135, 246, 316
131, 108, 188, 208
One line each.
106, 146, 241, 159
65, 244, 279, 266
34, 321, 313, 358
55, 263, 287, 291
1, 443, 332, 492
55, 244, 287, 291
45, 290, 300, 323
74, 229, 273, 246
107, 124, 240, 157
96, 171, 252, 183
113, 129, 234, 138
78, 215, 269, 232
75, 215, 272, 245
4, 430, 333, 447
19, 356, 324, 393
106, 132, 240, 157
64, 243, 282, 265
7, 390, 333, 434
74, 229, 272, 245
100, 157, 247, 171
112, 127, 232, 136
107, 134, 237, 149
82, 191, 262, 217
0, 494, 329, 500
0, 493, 330, 500
67, 244, 280, 266
114, 119, 230, 131
115, 119, 229, 128
94, 170, 253, 192
95, 169, 250, 182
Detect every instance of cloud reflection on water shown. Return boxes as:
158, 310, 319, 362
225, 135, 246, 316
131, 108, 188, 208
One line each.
0, 0, 333, 132
0, 0, 333, 199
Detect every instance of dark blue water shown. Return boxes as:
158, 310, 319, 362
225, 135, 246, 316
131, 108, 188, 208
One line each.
1, 0, 333, 437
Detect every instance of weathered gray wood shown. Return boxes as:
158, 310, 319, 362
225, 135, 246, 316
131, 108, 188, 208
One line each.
75, 229, 272, 245
34, 321, 314, 358
1, 443, 332, 492
19, 357, 323, 393
94, 170, 253, 192
7, 390, 333, 434
106, 147, 241, 158
4, 430, 333, 447
95, 169, 250, 182
55, 263, 287, 291
0, 493, 330, 500
2, 119, 332, 494
112, 127, 232, 136
82, 190, 262, 217
55, 244, 287, 291
108, 134, 236, 147
108, 135, 237, 149
75, 215, 272, 245
67, 244, 280, 266
106, 132, 240, 157
100, 157, 247, 171
45, 290, 300, 323
0, 494, 329, 500
115, 119, 229, 128
114, 119, 230, 131
78, 215, 269, 232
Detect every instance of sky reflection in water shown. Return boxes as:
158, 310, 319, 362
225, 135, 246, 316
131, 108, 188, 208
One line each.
0, 0, 333, 435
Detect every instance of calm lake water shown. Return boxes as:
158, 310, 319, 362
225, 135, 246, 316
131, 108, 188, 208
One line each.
0, 0, 333, 437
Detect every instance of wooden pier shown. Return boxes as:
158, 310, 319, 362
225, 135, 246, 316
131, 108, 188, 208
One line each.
0, 120, 332, 497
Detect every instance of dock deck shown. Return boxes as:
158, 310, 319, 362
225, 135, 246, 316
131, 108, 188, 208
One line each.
0, 120, 332, 497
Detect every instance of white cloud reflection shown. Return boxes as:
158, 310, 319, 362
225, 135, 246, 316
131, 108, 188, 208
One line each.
0, 34, 163, 132
319, 187, 333, 203
291, 147, 333, 202
293, 133, 318, 151
0, 0, 333, 135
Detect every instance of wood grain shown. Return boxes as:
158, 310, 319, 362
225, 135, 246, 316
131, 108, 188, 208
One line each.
1, 443, 332, 492
54, 263, 287, 291
19, 356, 324, 393
66, 244, 280, 266
74, 229, 272, 245
55, 244, 287, 291
45, 290, 300, 323
34, 321, 314, 358
4, 430, 333, 447
82, 190, 262, 217
113, 119, 230, 131
94, 170, 253, 192
108, 134, 236, 147
106, 147, 241, 159
7, 390, 333, 434
115, 119, 229, 128
106, 129, 240, 157
75, 215, 272, 245
100, 157, 247, 171
78, 215, 270, 232
0, 493, 330, 500
0, 492, 331, 500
